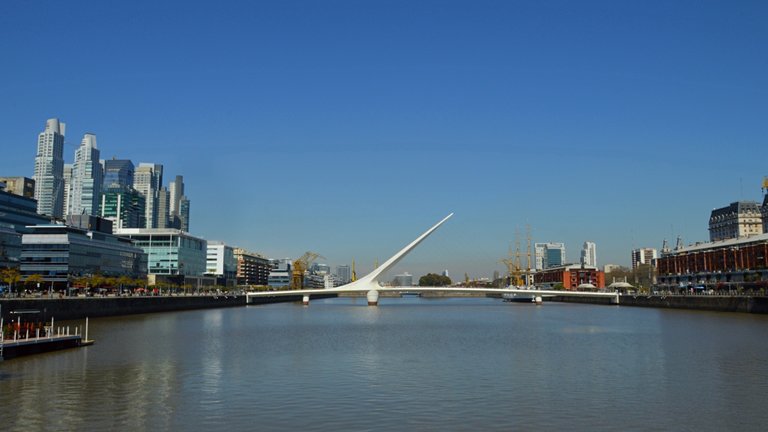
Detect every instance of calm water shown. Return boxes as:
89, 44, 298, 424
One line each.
1, 297, 767, 431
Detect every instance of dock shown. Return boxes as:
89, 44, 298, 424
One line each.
1, 316, 94, 361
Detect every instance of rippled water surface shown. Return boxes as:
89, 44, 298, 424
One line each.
2, 297, 768, 431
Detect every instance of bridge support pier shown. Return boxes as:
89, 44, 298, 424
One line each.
302, 295, 310, 306
366, 289, 379, 306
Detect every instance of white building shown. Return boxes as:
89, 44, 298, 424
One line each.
206, 241, 237, 284
69, 133, 102, 216
268, 258, 292, 287
336, 265, 351, 285
33, 118, 66, 218
631, 248, 658, 269
393, 272, 413, 287
580, 241, 597, 267
535, 242, 566, 270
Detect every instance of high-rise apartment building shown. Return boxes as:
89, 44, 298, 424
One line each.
336, 265, 351, 285
631, 248, 658, 269
709, 201, 763, 241
169, 175, 184, 215
69, 133, 102, 216
33, 118, 66, 218
133, 163, 163, 228
580, 241, 597, 267
62, 165, 73, 216
534, 242, 566, 270
156, 186, 170, 228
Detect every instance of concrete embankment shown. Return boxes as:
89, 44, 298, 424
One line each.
1, 293, 337, 321
548, 294, 768, 314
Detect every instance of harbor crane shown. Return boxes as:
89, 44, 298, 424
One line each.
291, 251, 325, 290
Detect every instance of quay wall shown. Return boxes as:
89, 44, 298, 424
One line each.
549, 294, 768, 314
1, 293, 336, 321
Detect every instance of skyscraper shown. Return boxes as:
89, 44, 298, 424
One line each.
133, 163, 163, 228
631, 248, 658, 269
580, 241, 597, 267
169, 175, 184, 215
156, 186, 170, 228
103, 159, 135, 190
69, 133, 102, 216
33, 118, 66, 218
179, 195, 190, 232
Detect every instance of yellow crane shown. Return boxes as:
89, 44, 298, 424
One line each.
291, 251, 325, 290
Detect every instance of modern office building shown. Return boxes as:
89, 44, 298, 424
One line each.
709, 201, 764, 242
534, 242, 566, 270
33, 118, 66, 218
69, 133, 103, 216
0, 177, 35, 198
116, 228, 207, 277
268, 258, 292, 287
178, 196, 190, 232
133, 163, 163, 228
0, 185, 52, 234
656, 233, 768, 289
103, 159, 135, 190
580, 241, 597, 267
233, 248, 270, 286
20, 224, 147, 286
335, 264, 351, 285
100, 187, 146, 231
169, 175, 184, 216
156, 187, 171, 228
533, 264, 605, 289
206, 241, 237, 286
631, 248, 658, 269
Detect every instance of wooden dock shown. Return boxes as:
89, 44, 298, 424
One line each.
1, 316, 94, 361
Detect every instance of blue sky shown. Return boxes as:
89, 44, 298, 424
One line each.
1, 0, 767, 280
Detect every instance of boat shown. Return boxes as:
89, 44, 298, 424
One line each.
502, 287, 537, 303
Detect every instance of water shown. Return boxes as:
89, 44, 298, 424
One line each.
2, 297, 767, 431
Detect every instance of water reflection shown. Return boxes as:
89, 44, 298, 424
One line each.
1, 298, 767, 431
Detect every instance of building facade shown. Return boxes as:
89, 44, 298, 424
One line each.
656, 233, 768, 289
268, 258, 292, 287
20, 224, 147, 286
101, 187, 146, 232
116, 228, 207, 276
631, 248, 658, 269
392, 272, 413, 287
533, 264, 605, 289
103, 159, 135, 190
335, 265, 351, 285
133, 163, 163, 228
709, 201, 764, 242
69, 133, 102, 216
0, 177, 35, 198
580, 241, 597, 267
233, 248, 270, 286
535, 242, 566, 270
33, 118, 66, 218
206, 241, 237, 286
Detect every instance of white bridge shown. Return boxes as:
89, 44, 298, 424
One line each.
246, 214, 620, 306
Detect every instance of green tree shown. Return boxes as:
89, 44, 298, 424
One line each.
418, 273, 452, 287
24, 273, 44, 291
1, 267, 22, 296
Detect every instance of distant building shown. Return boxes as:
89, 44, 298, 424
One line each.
535, 242, 566, 270
709, 201, 763, 242
100, 187, 146, 232
0, 177, 35, 198
233, 248, 270, 286
603, 264, 623, 273
103, 159, 135, 190
69, 133, 103, 216
392, 272, 413, 287
20, 224, 147, 286
0, 187, 51, 234
580, 241, 597, 267
62, 164, 72, 216
116, 228, 207, 277
533, 264, 605, 289
335, 264, 351, 285
133, 163, 163, 228
156, 187, 171, 228
631, 248, 658, 269
206, 241, 237, 286
33, 118, 66, 218
268, 258, 292, 287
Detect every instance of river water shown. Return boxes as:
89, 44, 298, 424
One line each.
1, 297, 767, 431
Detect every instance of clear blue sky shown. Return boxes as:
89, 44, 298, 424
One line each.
1, 1, 767, 280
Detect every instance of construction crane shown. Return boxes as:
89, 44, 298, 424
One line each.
291, 251, 325, 290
